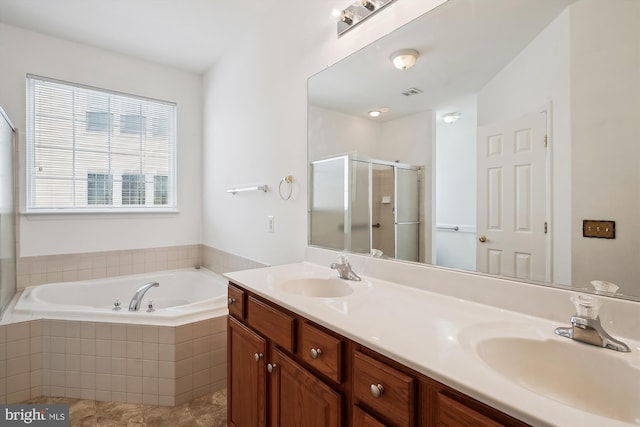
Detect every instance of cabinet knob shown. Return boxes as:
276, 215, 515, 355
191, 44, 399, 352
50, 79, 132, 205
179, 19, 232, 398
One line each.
370, 383, 384, 398
267, 363, 277, 373
310, 348, 322, 359
228, 297, 236, 305
254, 352, 263, 362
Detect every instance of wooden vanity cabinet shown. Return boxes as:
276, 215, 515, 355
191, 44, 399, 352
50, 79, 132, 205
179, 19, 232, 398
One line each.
227, 283, 345, 427
228, 282, 530, 427
227, 316, 267, 427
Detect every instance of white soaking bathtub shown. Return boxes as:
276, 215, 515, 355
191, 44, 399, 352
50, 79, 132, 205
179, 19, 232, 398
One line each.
12, 268, 229, 326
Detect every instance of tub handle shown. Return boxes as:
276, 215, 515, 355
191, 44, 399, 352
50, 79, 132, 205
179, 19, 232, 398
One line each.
112, 298, 122, 311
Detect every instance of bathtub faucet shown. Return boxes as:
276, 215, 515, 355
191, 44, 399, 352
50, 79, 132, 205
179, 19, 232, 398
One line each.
128, 282, 159, 311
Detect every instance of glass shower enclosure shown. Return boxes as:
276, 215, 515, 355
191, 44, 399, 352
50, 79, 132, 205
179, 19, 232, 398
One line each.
310, 155, 421, 262
0, 107, 17, 318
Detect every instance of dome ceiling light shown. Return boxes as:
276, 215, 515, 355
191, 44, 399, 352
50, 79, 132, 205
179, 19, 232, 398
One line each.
390, 49, 419, 70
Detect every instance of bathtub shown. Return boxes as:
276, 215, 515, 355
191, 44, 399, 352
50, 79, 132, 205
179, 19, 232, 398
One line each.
12, 268, 228, 326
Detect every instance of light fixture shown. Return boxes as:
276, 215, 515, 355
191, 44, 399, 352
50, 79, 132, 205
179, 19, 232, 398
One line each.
336, 0, 397, 37
340, 9, 354, 25
368, 107, 389, 118
360, 0, 375, 11
390, 49, 419, 70
442, 112, 461, 124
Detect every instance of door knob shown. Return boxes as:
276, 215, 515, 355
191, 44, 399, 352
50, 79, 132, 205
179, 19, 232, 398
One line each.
478, 235, 487, 243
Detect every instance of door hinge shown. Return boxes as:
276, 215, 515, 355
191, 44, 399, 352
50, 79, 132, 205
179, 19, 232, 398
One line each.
544, 135, 548, 147
544, 222, 548, 234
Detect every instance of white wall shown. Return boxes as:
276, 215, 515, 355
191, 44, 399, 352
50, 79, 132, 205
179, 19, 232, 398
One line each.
477, 9, 571, 285
570, 0, 640, 294
0, 23, 203, 257
201, 0, 447, 266
308, 105, 381, 162
434, 97, 477, 270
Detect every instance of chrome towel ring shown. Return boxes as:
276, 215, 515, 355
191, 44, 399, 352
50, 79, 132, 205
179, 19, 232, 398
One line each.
279, 175, 293, 200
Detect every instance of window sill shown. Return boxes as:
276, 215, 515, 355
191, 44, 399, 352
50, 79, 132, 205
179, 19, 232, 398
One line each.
23, 207, 179, 216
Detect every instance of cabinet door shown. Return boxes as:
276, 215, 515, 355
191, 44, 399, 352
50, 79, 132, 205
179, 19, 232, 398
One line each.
269, 347, 343, 427
228, 316, 267, 427
353, 405, 387, 427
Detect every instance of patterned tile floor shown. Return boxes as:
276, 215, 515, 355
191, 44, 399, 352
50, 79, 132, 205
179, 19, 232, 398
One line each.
25, 388, 227, 427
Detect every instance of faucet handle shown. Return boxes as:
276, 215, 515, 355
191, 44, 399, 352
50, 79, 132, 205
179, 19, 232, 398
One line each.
337, 253, 349, 264
570, 293, 601, 319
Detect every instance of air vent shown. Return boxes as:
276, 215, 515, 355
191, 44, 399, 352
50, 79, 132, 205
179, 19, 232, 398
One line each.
401, 87, 423, 97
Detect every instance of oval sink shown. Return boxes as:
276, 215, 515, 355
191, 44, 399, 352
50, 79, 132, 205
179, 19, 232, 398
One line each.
277, 278, 354, 298
476, 337, 640, 423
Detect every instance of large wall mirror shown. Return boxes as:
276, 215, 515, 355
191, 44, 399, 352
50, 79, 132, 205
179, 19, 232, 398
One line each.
308, 0, 640, 301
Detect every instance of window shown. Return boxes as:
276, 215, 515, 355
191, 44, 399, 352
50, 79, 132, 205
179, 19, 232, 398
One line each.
154, 175, 168, 205
122, 174, 146, 205
87, 173, 113, 205
26, 75, 176, 211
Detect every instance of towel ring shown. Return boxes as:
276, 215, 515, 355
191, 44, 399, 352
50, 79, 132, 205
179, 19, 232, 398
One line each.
279, 175, 293, 200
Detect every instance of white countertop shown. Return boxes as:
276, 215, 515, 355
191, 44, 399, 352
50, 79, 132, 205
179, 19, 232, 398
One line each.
224, 262, 640, 427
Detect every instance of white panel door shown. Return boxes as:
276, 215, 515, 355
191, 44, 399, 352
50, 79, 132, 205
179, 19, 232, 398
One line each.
477, 111, 548, 282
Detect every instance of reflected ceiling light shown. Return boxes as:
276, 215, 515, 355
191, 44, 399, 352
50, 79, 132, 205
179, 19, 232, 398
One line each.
442, 112, 461, 124
368, 107, 389, 118
390, 49, 419, 70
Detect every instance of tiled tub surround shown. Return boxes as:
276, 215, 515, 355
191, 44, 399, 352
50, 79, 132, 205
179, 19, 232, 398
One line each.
16, 244, 267, 290
0, 317, 226, 406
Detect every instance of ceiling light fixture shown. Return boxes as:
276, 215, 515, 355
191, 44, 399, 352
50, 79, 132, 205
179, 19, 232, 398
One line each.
390, 49, 419, 70
442, 112, 461, 124
368, 107, 389, 118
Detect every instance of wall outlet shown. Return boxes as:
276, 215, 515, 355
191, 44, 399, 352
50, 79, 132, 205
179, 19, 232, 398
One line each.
267, 215, 274, 233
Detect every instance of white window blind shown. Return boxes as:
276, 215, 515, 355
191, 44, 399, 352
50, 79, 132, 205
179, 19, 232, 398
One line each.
26, 75, 177, 212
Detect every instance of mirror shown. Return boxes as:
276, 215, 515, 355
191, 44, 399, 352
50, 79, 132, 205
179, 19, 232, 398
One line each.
308, 0, 640, 300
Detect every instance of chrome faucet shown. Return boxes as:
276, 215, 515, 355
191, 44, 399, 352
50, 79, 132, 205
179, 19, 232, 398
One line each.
128, 282, 159, 311
330, 254, 361, 281
554, 294, 630, 352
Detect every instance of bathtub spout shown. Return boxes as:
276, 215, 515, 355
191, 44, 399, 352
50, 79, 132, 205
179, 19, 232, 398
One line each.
128, 282, 159, 311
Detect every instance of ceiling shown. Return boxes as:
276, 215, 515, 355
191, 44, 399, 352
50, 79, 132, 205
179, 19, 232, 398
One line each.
0, 0, 283, 74
308, 0, 577, 122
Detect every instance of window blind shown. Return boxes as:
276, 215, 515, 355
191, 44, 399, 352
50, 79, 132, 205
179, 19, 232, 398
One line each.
26, 75, 177, 211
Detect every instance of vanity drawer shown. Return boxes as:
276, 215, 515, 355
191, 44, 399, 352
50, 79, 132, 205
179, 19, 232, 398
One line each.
227, 284, 245, 319
299, 321, 343, 383
435, 393, 504, 427
353, 350, 415, 427
246, 296, 295, 352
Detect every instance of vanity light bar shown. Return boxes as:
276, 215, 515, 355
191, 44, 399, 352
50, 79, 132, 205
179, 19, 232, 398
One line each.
337, 0, 399, 37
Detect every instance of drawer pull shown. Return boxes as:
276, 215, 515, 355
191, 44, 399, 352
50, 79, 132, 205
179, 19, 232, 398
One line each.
267, 363, 277, 373
228, 297, 236, 305
254, 352, 263, 362
310, 348, 323, 359
370, 383, 384, 398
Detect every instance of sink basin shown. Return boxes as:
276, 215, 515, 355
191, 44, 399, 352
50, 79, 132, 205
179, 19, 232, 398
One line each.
277, 277, 354, 298
476, 337, 640, 423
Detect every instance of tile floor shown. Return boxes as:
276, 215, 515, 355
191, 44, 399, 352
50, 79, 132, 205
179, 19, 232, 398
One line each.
25, 388, 227, 427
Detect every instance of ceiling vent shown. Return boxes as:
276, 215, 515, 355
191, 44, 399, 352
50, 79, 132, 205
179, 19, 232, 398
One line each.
401, 87, 423, 97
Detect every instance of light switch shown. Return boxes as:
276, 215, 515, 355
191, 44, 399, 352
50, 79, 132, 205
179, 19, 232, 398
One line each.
582, 220, 615, 239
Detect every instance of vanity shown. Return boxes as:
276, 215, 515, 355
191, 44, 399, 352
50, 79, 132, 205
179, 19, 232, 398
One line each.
224, 255, 639, 427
